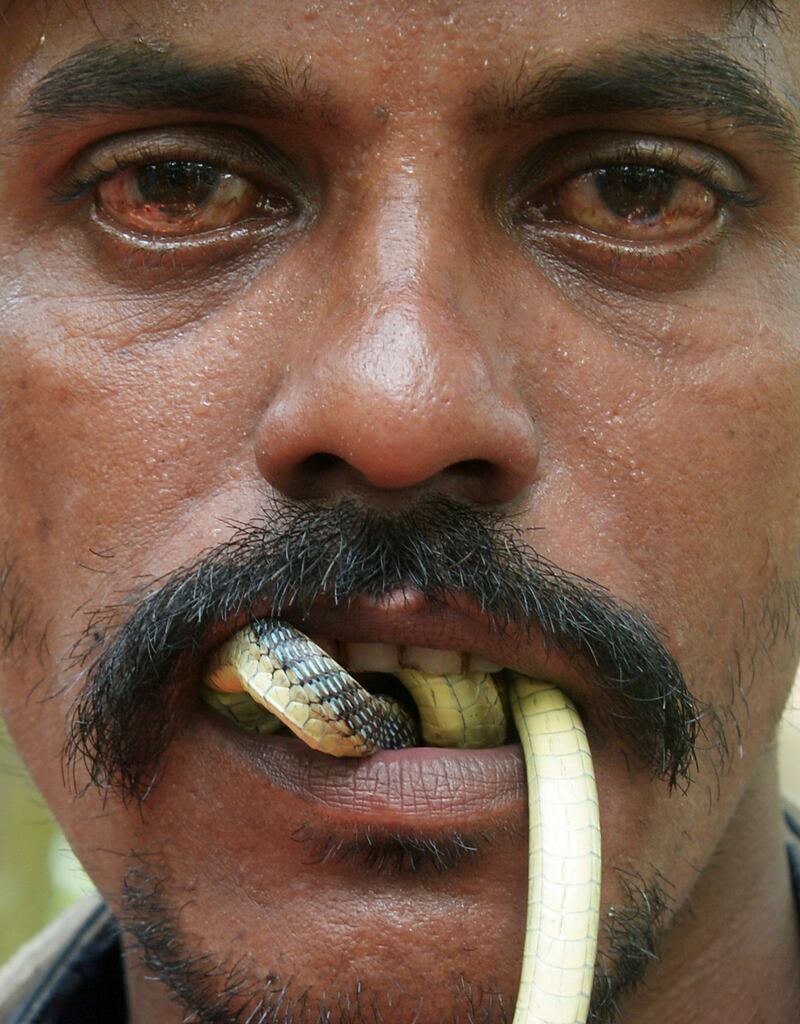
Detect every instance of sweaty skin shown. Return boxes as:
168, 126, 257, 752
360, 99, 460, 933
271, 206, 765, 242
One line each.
205, 623, 602, 1024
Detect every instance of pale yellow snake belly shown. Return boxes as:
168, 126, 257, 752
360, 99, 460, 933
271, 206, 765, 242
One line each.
203, 619, 602, 1024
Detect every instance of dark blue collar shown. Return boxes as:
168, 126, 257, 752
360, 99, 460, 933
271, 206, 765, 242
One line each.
787, 810, 800, 915
8, 902, 124, 1024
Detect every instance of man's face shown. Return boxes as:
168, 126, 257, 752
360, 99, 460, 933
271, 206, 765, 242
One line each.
1, 1, 800, 1021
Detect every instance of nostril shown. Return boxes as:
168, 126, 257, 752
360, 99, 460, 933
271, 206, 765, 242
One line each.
443, 458, 510, 493
301, 452, 344, 475
450, 458, 496, 478
285, 453, 524, 502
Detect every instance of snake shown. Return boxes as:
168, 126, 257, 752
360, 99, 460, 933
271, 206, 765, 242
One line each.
202, 619, 602, 1024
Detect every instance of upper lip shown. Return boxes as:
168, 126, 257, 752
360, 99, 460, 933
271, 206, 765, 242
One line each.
199, 589, 593, 701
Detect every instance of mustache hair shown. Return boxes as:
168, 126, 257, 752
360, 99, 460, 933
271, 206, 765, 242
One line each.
65, 495, 700, 799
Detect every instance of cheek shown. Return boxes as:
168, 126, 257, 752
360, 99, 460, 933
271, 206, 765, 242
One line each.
0, 285, 280, 649
622, 325, 800, 679
523, 300, 800, 631
486, 283, 800, 781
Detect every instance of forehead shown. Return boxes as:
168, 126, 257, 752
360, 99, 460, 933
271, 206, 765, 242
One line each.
1, 0, 796, 115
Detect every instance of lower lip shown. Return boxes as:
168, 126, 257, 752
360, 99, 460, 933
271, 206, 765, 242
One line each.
208, 717, 528, 829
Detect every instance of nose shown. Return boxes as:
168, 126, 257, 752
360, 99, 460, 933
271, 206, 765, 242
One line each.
254, 166, 540, 506
255, 291, 539, 505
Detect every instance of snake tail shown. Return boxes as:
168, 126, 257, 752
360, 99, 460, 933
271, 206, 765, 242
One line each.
203, 622, 602, 1024
508, 675, 602, 1024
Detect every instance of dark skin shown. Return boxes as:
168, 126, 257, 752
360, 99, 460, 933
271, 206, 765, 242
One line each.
1, 1, 800, 1021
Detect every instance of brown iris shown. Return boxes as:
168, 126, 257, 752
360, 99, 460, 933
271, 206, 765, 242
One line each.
537, 164, 719, 242
95, 160, 286, 236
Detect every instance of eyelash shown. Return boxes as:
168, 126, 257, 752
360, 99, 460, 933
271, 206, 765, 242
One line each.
49, 130, 762, 270
54, 156, 152, 204
608, 158, 753, 208
51, 135, 286, 205
518, 138, 761, 215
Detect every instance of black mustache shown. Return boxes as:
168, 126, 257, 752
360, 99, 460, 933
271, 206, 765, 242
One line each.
65, 495, 700, 799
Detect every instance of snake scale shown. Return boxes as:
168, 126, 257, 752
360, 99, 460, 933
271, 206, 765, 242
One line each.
203, 619, 602, 1024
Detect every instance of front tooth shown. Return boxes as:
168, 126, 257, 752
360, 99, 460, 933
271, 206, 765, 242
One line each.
345, 642, 402, 673
401, 645, 463, 675
468, 654, 504, 673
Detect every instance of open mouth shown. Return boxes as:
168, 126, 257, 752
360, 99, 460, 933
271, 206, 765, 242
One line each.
199, 617, 602, 1024
201, 624, 517, 751
349, 671, 423, 723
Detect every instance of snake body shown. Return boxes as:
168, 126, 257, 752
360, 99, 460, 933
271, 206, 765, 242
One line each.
203, 619, 601, 1024
205, 621, 418, 754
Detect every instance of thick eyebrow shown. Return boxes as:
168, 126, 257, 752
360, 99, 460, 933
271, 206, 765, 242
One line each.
14, 35, 799, 165
476, 39, 800, 160
17, 41, 334, 131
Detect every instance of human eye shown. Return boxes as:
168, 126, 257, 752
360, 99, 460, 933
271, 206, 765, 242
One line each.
94, 159, 285, 237
513, 133, 759, 247
54, 126, 301, 241
541, 164, 720, 241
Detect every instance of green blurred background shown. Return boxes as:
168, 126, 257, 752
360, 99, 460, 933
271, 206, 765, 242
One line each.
2, 691, 799, 968
0, 716, 95, 966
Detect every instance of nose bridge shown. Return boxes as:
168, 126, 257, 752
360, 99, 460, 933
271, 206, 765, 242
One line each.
340, 170, 479, 407
337, 289, 486, 435
341, 136, 476, 301
370, 160, 429, 294
253, 152, 540, 501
